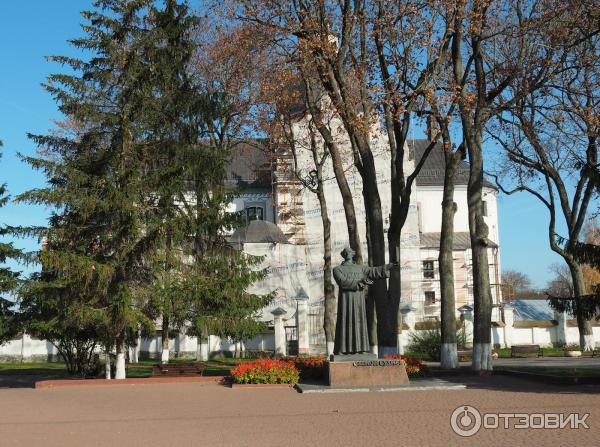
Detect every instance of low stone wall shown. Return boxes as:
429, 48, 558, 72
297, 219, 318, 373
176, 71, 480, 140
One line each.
0, 331, 276, 363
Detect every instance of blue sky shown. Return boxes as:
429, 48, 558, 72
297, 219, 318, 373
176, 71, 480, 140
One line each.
0, 1, 567, 288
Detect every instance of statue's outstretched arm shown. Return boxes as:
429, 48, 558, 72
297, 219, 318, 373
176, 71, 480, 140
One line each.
363, 263, 396, 280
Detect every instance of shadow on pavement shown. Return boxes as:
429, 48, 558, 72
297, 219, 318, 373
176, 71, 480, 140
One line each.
0, 375, 52, 389
436, 373, 600, 395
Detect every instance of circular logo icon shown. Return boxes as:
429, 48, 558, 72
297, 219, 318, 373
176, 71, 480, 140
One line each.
450, 405, 482, 437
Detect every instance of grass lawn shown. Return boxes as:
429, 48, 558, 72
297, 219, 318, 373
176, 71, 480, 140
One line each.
0, 357, 255, 379
127, 357, 256, 378
0, 362, 70, 377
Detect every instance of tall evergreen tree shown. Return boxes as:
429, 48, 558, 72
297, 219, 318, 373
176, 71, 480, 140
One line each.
177, 98, 273, 359
140, 0, 204, 364
19, 0, 160, 379
0, 140, 22, 345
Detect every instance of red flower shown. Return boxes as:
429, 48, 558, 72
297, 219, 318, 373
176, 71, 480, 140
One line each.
383, 354, 424, 377
230, 358, 300, 384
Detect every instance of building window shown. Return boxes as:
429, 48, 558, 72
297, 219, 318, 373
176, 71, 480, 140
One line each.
246, 206, 264, 222
425, 291, 436, 305
423, 260, 435, 279
483, 200, 488, 217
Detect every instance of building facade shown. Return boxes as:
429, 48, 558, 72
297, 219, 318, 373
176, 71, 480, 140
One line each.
225, 113, 503, 355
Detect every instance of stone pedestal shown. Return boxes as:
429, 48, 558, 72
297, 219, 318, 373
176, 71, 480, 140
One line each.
328, 358, 410, 387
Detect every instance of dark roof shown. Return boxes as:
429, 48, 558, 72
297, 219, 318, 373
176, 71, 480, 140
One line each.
225, 138, 497, 190
229, 220, 289, 246
409, 139, 496, 189
226, 142, 272, 189
420, 232, 498, 250
420, 232, 472, 250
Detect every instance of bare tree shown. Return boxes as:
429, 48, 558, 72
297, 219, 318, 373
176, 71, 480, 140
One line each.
547, 263, 574, 299
501, 270, 534, 302
493, 14, 599, 349
448, 0, 581, 369
229, 0, 449, 355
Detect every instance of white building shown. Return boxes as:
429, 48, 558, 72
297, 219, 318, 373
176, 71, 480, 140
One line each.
0, 120, 504, 361
224, 110, 503, 354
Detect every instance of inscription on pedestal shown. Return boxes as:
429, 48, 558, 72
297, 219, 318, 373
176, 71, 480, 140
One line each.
328, 360, 410, 387
352, 360, 401, 367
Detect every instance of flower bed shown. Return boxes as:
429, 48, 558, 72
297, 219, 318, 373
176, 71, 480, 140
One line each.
384, 354, 425, 377
282, 356, 328, 381
230, 358, 299, 385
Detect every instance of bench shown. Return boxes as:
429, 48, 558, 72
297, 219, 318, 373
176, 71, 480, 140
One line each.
152, 363, 204, 377
510, 344, 543, 358
457, 350, 472, 362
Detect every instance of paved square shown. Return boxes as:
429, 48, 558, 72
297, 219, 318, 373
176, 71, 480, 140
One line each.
0, 376, 599, 446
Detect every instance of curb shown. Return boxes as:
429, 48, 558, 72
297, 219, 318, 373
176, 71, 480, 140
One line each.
35, 376, 225, 389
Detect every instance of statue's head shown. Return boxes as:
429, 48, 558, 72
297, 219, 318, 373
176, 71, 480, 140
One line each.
341, 246, 355, 261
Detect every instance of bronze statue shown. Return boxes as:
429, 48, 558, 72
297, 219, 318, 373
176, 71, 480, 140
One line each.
333, 246, 395, 356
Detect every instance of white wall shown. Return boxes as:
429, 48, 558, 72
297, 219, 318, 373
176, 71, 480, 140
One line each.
0, 334, 59, 362
415, 186, 500, 245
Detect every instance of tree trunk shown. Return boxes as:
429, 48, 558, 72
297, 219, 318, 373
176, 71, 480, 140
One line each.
327, 143, 363, 263
316, 177, 336, 356
104, 348, 111, 380
196, 324, 209, 361
134, 329, 141, 363
115, 335, 126, 379
568, 260, 595, 350
360, 160, 393, 356
467, 132, 494, 372
161, 315, 170, 364
303, 80, 363, 263
439, 150, 460, 369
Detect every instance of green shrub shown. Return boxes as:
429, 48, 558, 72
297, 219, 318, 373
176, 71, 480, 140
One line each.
407, 329, 441, 361
407, 324, 470, 361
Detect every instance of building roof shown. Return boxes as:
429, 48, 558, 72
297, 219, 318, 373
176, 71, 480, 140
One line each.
420, 232, 472, 250
229, 219, 290, 247
225, 138, 498, 190
420, 232, 498, 250
511, 299, 573, 320
226, 141, 272, 189
409, 139, 496, 189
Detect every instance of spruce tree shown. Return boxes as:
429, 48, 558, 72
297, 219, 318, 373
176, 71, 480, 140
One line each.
178, 101, 273, 359
0, 140, 21, 344
140, 0, 203, 364
20, 0, 272, 370
19, 0, 159, 378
